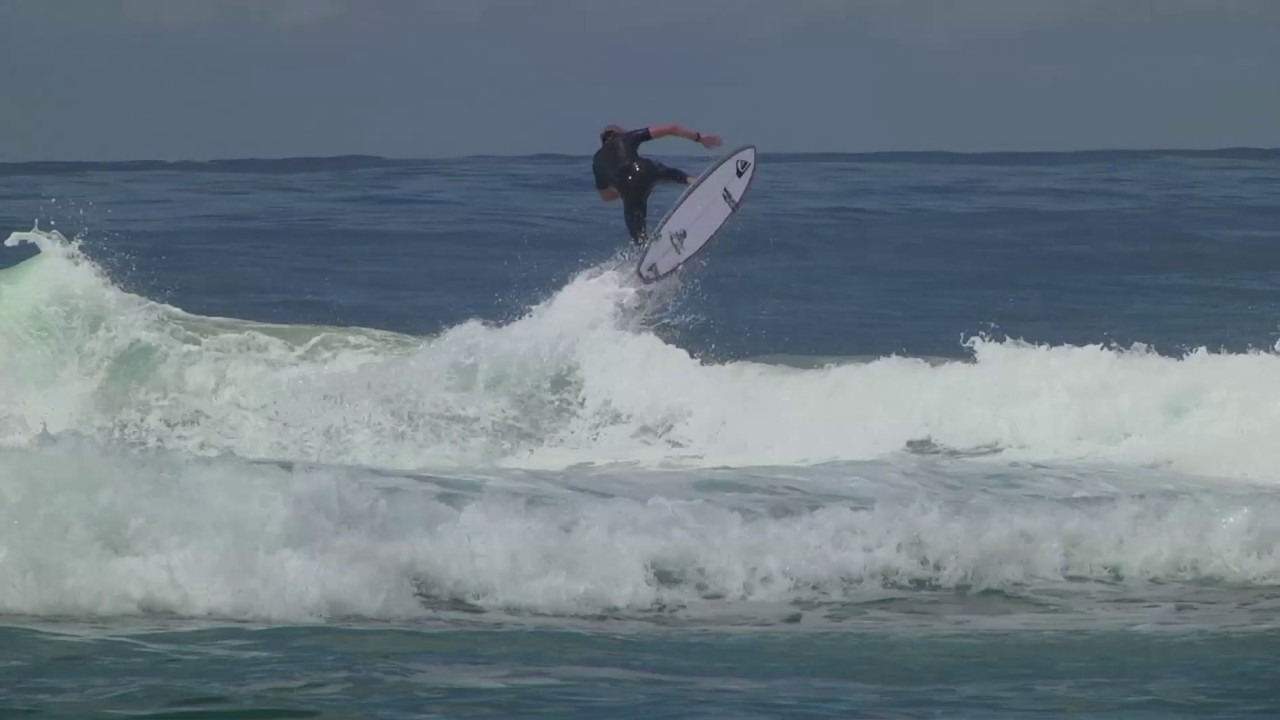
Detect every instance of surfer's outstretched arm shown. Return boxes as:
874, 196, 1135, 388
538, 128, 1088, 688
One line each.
647, 125, 722, 149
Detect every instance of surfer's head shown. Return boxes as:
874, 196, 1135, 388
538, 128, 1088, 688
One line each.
599, 124, 623, 145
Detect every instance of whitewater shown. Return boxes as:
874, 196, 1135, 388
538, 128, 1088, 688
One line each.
7, 227, 1280, 476
3, 223, 1280, 626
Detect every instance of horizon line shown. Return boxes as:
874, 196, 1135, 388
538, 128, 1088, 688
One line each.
2, 146, 1279, 166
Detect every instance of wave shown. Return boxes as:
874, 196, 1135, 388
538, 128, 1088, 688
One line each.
2, 435, 1277, 623
5, 227, 1280, 625
4, 227, 1280, 479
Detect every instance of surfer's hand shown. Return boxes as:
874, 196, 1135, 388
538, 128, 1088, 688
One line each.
697, 133, 722, 149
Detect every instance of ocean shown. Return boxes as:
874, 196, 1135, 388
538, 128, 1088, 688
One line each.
2, 148, 1279, 718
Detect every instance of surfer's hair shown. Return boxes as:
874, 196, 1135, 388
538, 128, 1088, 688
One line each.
599, 125, 624, 145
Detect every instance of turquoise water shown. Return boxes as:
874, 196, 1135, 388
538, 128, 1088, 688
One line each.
2, 150, 1280, 718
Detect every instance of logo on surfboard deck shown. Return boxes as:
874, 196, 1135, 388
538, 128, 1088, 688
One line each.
721, 186, 740, 211
668, 228, 687, 254
735, 159, 751, 178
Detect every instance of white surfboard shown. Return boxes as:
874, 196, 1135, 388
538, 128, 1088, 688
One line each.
636, 145, 756, 284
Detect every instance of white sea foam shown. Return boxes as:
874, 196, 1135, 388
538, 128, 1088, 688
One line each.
4, 228, 1280, 624
1, 437, 1277, 623
4, 228, 1280, 481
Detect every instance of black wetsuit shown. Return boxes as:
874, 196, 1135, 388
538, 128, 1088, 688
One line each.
592, 128, 690, 244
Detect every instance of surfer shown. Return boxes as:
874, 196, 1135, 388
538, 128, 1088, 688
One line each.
593, 124, 722, 245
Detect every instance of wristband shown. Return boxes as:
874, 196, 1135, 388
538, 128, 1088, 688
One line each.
694, 132, 701, 142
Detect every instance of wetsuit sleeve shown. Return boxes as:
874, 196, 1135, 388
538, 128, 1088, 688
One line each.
623, 128, 652, 152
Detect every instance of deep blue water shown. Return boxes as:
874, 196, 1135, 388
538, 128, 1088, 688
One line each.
2, 149, 1280, 718
7, 150, 1280, 359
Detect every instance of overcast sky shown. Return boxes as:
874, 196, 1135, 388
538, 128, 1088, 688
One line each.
2, 0, 1277, 161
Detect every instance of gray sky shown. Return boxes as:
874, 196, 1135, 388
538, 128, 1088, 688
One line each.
2, 0, 1277, 161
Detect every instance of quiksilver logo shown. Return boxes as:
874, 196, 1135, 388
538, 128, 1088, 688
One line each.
735, 159, 751, 178
669, 229, 687, 253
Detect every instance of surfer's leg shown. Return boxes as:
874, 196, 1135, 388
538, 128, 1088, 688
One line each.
616, 160, 656, 244
651, 161, 691, 185
621, 194, 648, 244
